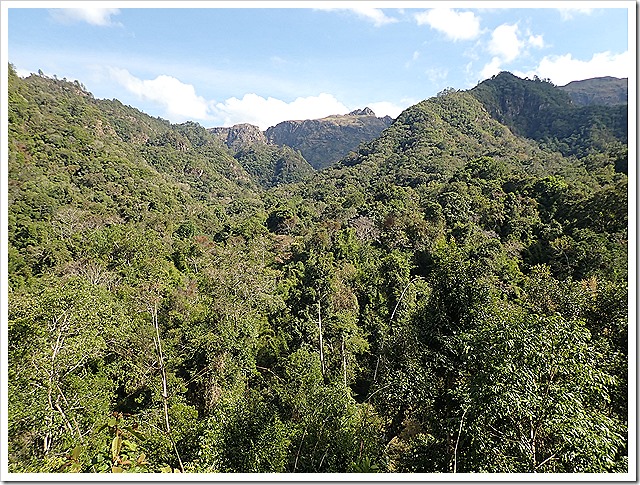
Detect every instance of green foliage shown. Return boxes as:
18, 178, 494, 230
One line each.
233, 144, 315, 188
82, 413, 152, 473
7, 66, 627, 474
471, 71, 627, 170
459, 296, 625, 472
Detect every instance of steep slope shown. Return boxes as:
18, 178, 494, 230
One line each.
207, 123, 315, 188
560, 76, 628, 106
470, 72, 627, 168
265, 108, 393, 169
7, 65, 265, 283
469, 71, 575, 138
332, 89, 566, 186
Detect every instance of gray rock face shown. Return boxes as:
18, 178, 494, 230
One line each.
208, 123, 267, 148
264, 109, 394, 170
349, 107, 376, 116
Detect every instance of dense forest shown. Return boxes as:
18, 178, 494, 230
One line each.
6, 64, 629, 474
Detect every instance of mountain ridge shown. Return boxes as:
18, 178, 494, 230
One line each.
559, 76, 628, 106
469, 71, 627, 166
207, 108, 394, 171
207, 73, 626, 172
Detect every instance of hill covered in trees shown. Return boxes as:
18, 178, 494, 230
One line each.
7, 64, 628, 474
470, 72, 627, 170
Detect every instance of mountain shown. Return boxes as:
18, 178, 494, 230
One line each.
207, 123, 314, 188
264, 108, 393, 169
469, 72, 574, 138
559, 76, 628, 106
470, 71, 627, 168
329, 88, 566, 188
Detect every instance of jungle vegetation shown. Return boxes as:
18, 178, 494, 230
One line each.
7, 65, 629, 474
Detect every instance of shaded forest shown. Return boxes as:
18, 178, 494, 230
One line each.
7, 65, 628, 474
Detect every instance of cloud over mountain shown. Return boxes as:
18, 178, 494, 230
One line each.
109, 68, 210, 122
213, 93, 350, 130
517, 50, 630, 85
480, 23, 545, 80
109, 68, 358, 129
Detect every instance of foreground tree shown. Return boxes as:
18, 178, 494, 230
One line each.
456, 278, 626, 472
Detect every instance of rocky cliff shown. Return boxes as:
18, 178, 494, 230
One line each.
209, 123, 267, 148
264, 108, 393, 170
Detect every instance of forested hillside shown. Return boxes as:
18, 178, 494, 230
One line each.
7, 64, 628, 474
471, 72, 628, 170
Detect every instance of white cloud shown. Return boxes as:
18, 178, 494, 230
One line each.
415, 9, 481, 41
366, 101, 407, 119
480, 57, 503, 80
480, 23, 523, 81
350, 7, 398, 27
316, 7, 398, 27
481, 23, 544, 79
528, 33, 545, 49
558, 8, 594, 21
488, 23, 523, 63
515, 51, 630, 86
106, 66, 408, 128
214, 93, 350, 130
109, 68, 211, 122
49, 8, 121, 27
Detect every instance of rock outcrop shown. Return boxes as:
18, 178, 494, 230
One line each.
208, 123, 267, 148
264, 108, 393, 169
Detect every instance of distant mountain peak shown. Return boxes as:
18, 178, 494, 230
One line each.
559, 76, 628, 106
349, 107, 376, 116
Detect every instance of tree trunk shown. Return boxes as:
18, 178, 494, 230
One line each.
151, 301, 184, 473
317, 301, 325, 378
342, 335, 347, 387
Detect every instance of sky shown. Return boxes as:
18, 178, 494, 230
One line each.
4, 1, 633, 130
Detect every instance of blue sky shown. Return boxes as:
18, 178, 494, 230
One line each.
5, 1, 633, 129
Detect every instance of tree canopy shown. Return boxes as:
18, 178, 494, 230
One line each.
7, 64, 628, 475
